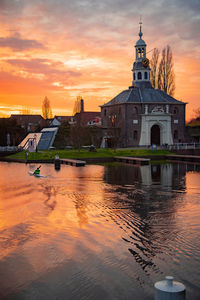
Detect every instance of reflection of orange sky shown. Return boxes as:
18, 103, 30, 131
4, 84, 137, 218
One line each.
0, 161, 200, 288
180, 171, 200, 223
186, 171, 200, 194
0, 2, 199, 121
0, 163, 118, 261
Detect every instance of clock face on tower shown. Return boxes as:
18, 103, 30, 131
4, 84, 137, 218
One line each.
142, 58, 149, 68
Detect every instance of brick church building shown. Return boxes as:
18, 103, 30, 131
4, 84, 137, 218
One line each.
101, 23, 186, 147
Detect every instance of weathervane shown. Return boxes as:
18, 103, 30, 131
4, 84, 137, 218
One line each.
139, 15, 143, 39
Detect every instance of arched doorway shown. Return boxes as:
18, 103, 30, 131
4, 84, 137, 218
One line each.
151, 124, 160, 145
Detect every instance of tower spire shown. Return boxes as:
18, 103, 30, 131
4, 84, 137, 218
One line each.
139, 16, 143, 39
132, 19, 151, 88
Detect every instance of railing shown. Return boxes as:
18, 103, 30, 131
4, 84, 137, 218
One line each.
170, 143, 200, 150
20, 137, 36, 150
0, 146, 20, 152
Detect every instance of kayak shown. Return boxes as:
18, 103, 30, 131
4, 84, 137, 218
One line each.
28, 171, 46, 178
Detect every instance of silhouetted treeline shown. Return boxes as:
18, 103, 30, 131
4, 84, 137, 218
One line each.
0, 118, 26, 146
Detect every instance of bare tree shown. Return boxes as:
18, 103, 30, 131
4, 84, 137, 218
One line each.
106, 102, 122, 151
70, 113, 89, 153
0, 118, 25, 146
158, 45, 175, 96
73, 96, 83, 115
53, 121, 71, 149
188, 107, 200, 123
42, 96, 53, 119
194, 107, 200, 119
150, 48, 160, 89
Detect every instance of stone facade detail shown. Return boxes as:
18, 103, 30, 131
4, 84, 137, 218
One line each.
139, 114, 173, 146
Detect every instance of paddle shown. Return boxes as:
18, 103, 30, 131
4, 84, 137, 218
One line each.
34, 165, 41, 173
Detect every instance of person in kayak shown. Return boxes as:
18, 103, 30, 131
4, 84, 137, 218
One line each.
34, 165, 41, 175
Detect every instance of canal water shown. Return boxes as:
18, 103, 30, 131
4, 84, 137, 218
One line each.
0, 162, 199, 300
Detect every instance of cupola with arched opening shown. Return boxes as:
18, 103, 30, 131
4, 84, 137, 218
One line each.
132, 21, 151, 87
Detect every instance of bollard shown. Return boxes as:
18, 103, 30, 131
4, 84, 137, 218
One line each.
25, 151, 28, 164
154, 276, 186, 300
54, 155, 60, 170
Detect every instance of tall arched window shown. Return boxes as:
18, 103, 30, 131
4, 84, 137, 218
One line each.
133, 72, 136, 80
104, 109, 106, 116
133, 130, 138, 140
138, 48, 141, 58
141, 48, 144, 57
138, 72, 142, 80
174, 130, 178, 139
173, 107, 178, 115
144, 72, 148, 79
133, 106, 138, 115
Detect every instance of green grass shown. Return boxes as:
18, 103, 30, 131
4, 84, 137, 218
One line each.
8, 148, 173, 161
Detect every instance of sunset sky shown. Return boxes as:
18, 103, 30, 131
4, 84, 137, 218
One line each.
0, 0, 199, 120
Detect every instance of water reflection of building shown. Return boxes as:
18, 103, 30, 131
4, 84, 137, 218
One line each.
104, 163, 189, 189
141, 164, 173, 186
104, 163, 187, 219
102, 162, 192, 274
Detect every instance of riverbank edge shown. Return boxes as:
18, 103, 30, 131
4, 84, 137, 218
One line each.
0, 155, 184, 164
1, 153, 200, 164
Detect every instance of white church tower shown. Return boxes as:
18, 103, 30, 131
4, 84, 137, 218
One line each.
132, 20, 151, 88
101, 21, 186, 148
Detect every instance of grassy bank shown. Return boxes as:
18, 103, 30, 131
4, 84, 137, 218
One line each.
8, 148, 173, 161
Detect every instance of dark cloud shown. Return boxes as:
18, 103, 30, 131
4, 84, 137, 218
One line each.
0, 33, 45, 51
175, 0, 200, 13
0, 0, 27, 14
0, 1, 199, 60
1, 0, 200, 48
6, 58, 80, 76
5, 58, 81, 87
41, 0, 200, 53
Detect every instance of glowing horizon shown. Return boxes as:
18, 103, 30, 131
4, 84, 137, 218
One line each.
0, 0, 199, 121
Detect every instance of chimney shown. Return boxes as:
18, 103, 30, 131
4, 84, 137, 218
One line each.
81, 99, 84, 112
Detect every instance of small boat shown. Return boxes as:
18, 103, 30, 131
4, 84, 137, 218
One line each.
28, 171, 46, 178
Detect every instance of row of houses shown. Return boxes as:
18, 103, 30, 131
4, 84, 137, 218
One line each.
0, 97, 103, 150
9, 110, 101, 133
1, 101, 101, 150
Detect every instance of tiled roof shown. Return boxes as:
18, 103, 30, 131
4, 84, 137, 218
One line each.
75, 111, 101, 126
102, 86, 185, 106
10, 114, 44, 123
54, 116, 71, 121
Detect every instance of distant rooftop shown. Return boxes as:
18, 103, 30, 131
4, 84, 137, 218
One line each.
10, 114, 44, 122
